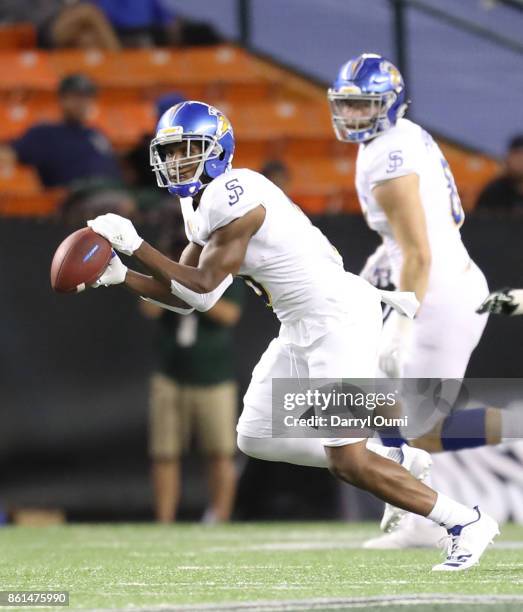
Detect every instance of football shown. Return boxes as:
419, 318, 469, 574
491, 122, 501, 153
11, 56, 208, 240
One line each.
50, 227, 112, 293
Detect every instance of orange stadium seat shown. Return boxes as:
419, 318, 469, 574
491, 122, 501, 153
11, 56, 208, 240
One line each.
0, 46, 501, 218
288, 156, 359, 214
0, 165, 43, 194
90, 100, 156, 149
231, 151, 267, 173
292, 189, 360, 215
181, 46, 280, 85
0, 24, 37, 49
287, 156, 356, 190
50, 49, 183, 89
48, 46, 277, 88
0, 98, 154, 150
0, 51, 57, 92
239, 139, 283, 161
0, 101, 60, 141
0, 163, 64, 217
0, 190, 65, 216
205, 81, 276, 105
227, 100, 332, 141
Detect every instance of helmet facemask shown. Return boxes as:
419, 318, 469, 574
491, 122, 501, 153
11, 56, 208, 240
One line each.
150, 133, 223, 196
328, 90, 397, 143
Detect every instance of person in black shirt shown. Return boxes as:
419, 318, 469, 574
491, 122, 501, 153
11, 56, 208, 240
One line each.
0, 73, 121, 188
476, 135, 523, 215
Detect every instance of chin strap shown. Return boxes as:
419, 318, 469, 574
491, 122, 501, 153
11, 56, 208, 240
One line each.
170, 274, 233, 312
168, 182, 202, 197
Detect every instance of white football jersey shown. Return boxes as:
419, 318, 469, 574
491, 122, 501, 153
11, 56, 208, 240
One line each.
179, 168, 368, 345
356, 118, 470, 287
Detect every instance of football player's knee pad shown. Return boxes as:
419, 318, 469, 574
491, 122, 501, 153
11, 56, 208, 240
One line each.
441, 408, 487, 451
237, 434, 329, 468
236, 434, 275, 461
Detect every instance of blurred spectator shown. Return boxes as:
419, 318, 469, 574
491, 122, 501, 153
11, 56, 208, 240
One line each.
0, 74, 121, 188
124, 92, 185, 189
60, 180, 137, 227
88, 0, 180, 47
176, 16, 223, 46
122, 93, 185, 224
0, 0, 121, 50
476, 134, 523, 215
89, 0, 222, 47
260, 159, 291, 192
0, 73, 135, 225
141, 219, 244, 523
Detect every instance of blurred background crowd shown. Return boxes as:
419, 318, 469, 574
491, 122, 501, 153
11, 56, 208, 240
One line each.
1, 0, 522, 526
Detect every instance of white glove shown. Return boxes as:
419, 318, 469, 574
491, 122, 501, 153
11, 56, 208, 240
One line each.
378, 311, 413, 378
87, 213, 143, 256
360, 243, 395, 290
92, 251, 128, 288
476, 288, 523, 316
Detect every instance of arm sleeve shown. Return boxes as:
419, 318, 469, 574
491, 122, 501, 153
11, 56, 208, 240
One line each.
170, 273, 233, 312
140, 296, 194, 315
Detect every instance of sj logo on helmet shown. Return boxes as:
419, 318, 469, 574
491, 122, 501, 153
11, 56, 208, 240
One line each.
217, 115, 232, 137
381, 61, 402, 88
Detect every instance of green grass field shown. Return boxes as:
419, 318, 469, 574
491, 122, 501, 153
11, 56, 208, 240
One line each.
1, 522, 523, 611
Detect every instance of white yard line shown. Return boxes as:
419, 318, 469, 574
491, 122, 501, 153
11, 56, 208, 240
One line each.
203, 539, 523, 552
89, 594, 523, 612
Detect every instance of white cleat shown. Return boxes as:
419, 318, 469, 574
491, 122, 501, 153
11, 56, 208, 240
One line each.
380, 444, 433, 533
432, 506, 500, 572
363, 513, 446, 549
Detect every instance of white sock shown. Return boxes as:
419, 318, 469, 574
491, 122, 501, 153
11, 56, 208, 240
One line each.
201, 508, 218, 524
427, 492, 478, 529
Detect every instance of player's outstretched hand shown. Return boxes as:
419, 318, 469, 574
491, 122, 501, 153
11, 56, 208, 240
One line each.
476, 288, 523, 316
92, 251, 128, 288
87, 213, 143, 256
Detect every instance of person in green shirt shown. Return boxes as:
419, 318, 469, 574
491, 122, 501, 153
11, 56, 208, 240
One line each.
142, 278, 244, 523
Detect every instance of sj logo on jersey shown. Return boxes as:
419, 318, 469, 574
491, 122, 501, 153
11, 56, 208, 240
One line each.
226, 178, 244, 205
386, 150, 403, 173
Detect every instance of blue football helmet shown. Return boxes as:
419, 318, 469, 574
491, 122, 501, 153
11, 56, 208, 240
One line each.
150, 100, 235, 197
328, 53, 408, 143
